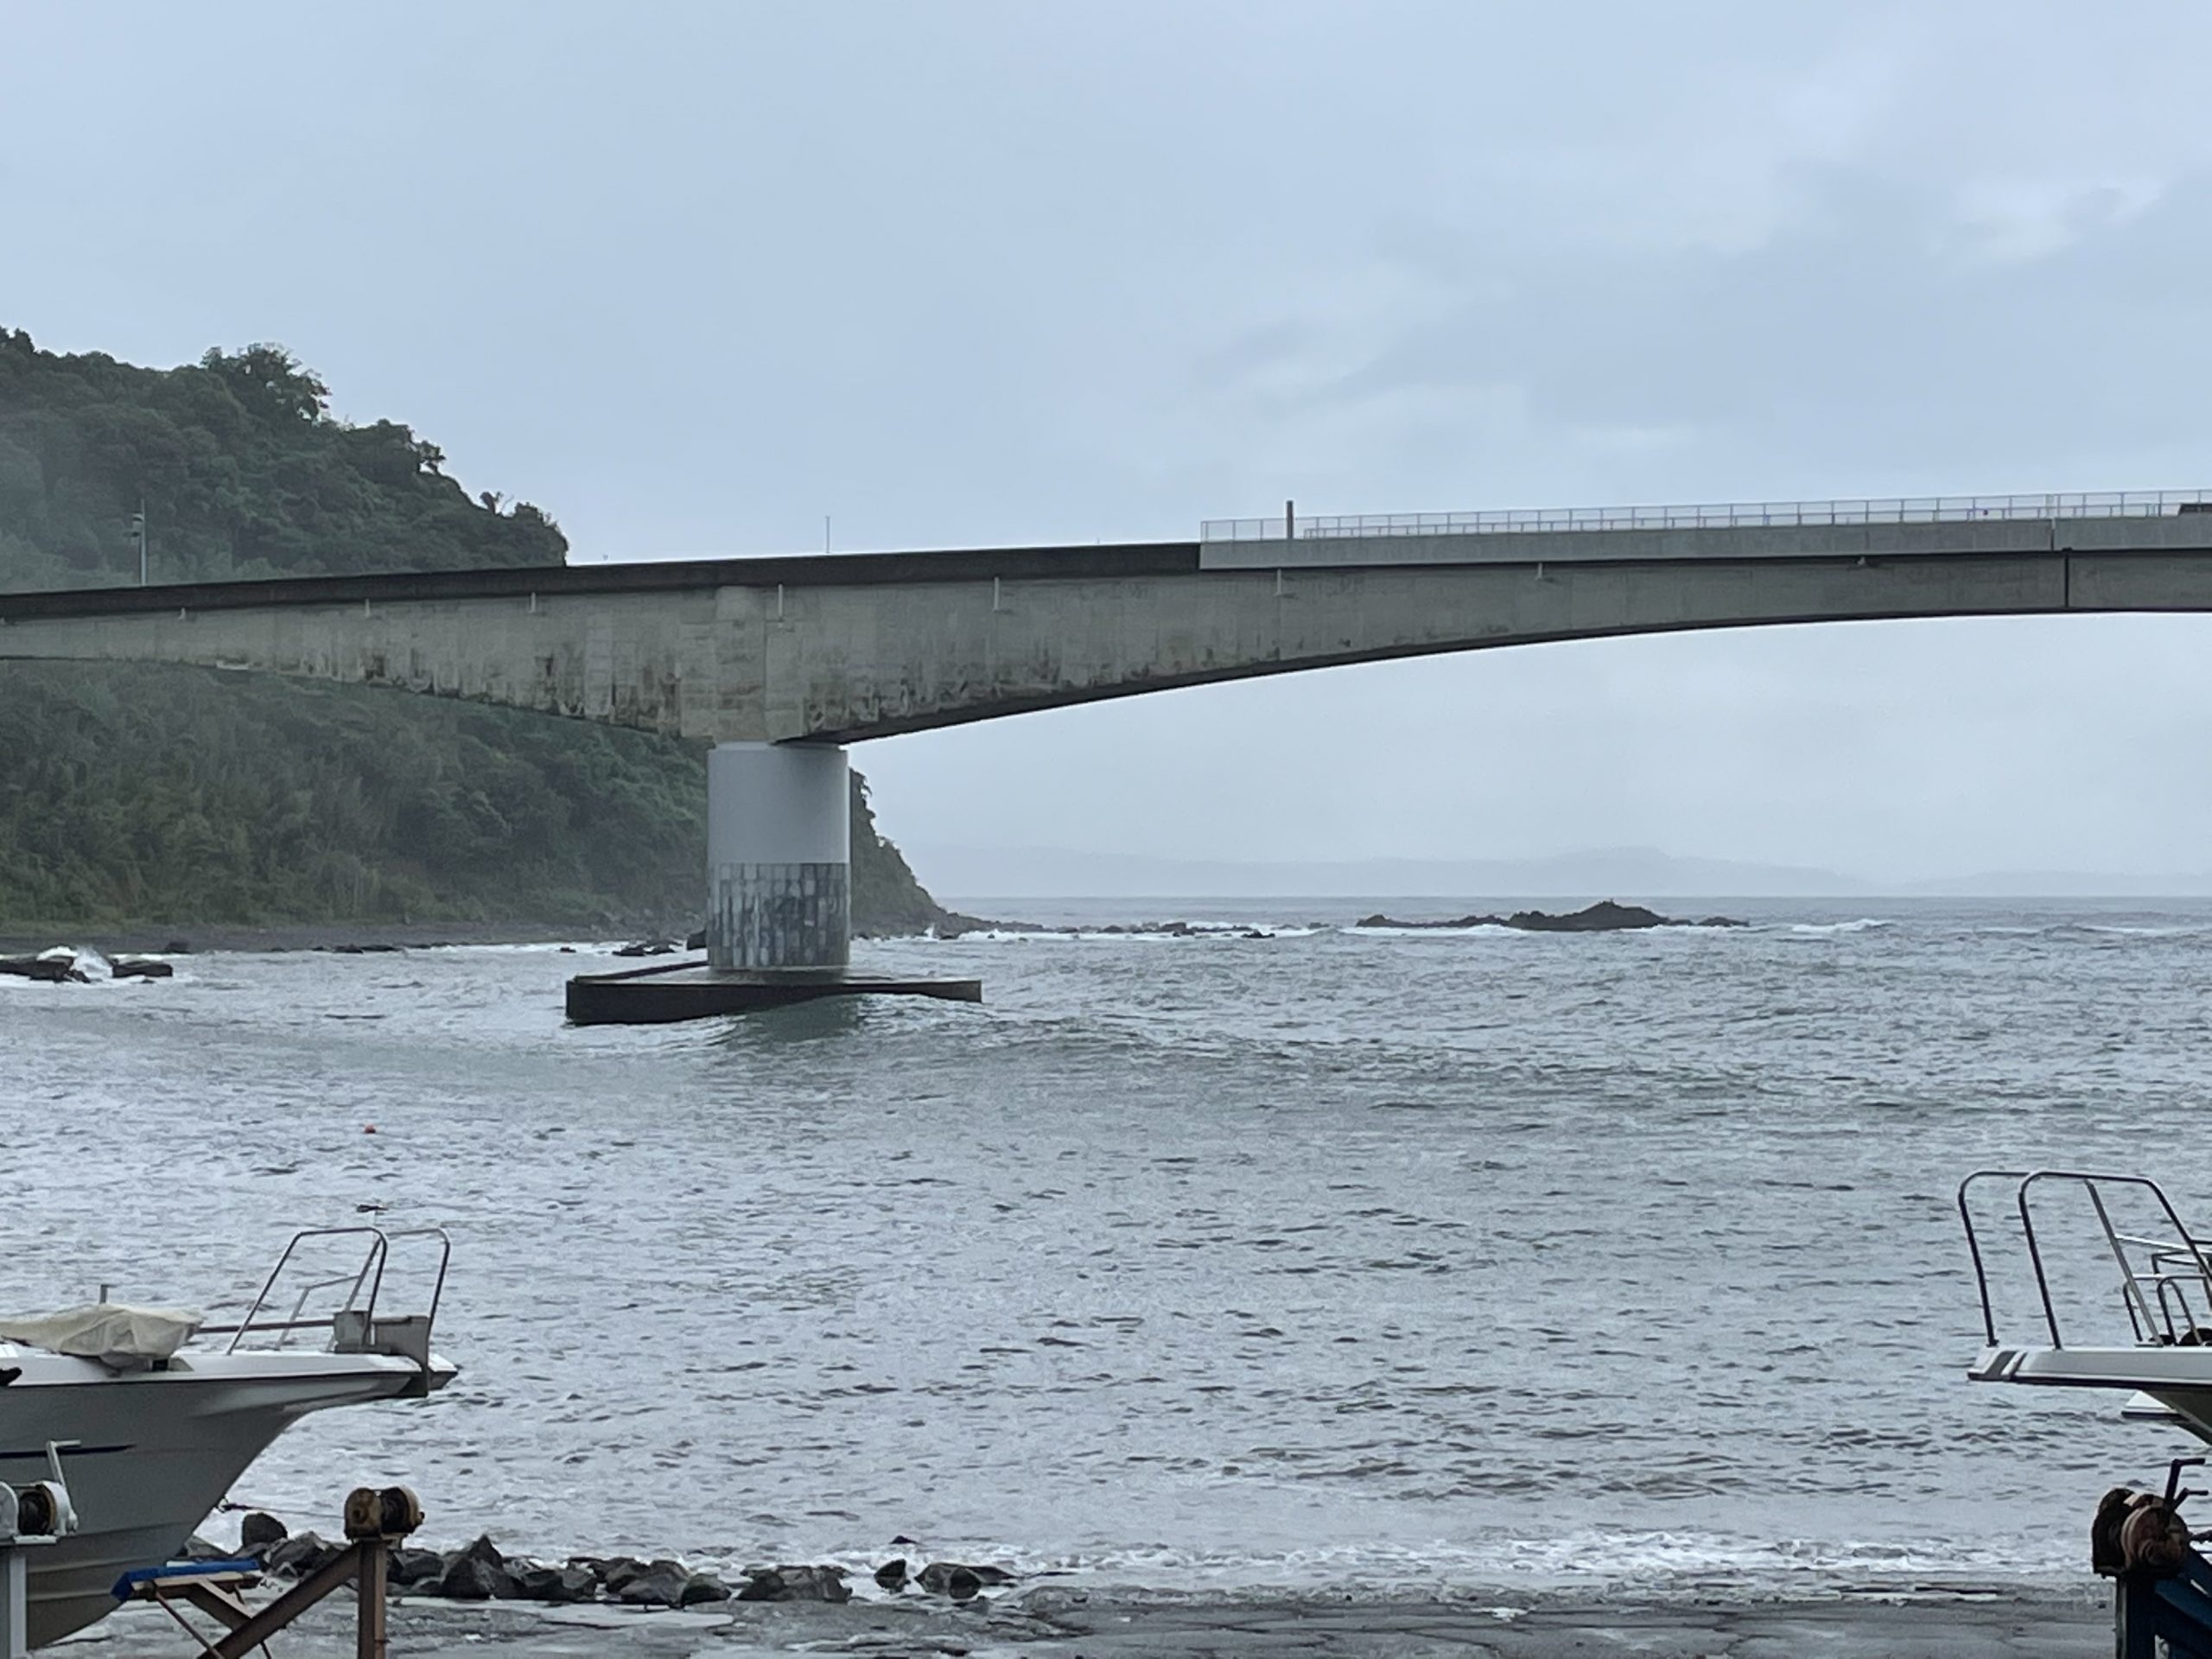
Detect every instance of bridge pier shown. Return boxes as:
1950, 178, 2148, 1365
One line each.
705, 741, 851, 971
563, 740, 982, 1022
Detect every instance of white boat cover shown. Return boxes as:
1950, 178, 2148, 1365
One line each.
0, 1304, 203, 1369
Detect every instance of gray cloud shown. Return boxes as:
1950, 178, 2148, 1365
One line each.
9, 1, 2212, 886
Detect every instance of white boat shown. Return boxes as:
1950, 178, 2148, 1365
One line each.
1961, 1169, 2212, 1443
1, 1226, 453, 1647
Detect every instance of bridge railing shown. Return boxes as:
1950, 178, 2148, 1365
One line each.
1200, 489, 2212, 542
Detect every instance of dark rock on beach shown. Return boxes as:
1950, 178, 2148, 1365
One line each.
613, 938, 679, 958
678, 1571, 732, 1605
874, 1557, 909, 1590
111, 957, 175, 978
438, 1535, 518, 1601
737, 1564, 851, 1603
388, 1547, 446, 1589
613, 1560, 693, 1607
1355, 899, 1743, 932
589, 1556, 648, 1593
916, 1560, 1016, 1599
264, 1531, 343, 1579
238, 1510, 288, 1554
509, 1563, 597, 1604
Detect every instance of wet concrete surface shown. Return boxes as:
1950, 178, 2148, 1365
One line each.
59, 1586, 2110, 1657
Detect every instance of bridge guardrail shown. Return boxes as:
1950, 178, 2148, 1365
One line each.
1201, 489, 2212, 543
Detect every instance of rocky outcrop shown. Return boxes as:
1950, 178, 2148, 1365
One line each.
1355, 900, 1744, 931
0, 952, 86, 982
0, 947, 180, 982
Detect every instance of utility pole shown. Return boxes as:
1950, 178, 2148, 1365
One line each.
130, 500, 148, 585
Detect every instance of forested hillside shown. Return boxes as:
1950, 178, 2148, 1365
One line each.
0, 328, 563, 592
0, 331, 950, 934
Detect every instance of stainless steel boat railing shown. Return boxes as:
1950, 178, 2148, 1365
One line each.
1960, 1169, 2212, 1350
196, 1226, 450, 1366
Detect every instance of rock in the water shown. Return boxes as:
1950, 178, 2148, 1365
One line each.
1503, 900, 1669, 931
1353, 900, 1742, 932
388, 1547, 446, 1588
685, 927, 707, 950
874, 1557, 909, 1590
438, 1535, 517, 1601
238, 1511, 288, 1553
264, 1531, 340, 1579
679, 1572, 732, 1605
736, 1564, 851, 1604
614, 1561, 693, 1607
916, 1560, 1015, 1599
111, 957, 175, 979
613, 938, 678, 958
511, 1563, 598, 1604
0, 953, 80, 983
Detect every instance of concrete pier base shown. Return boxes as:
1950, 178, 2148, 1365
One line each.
564, 961, 982, 1025
565, 740, 982, 1024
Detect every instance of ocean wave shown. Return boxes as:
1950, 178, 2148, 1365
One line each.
751, 1528, 2085, 1604
1784, 919, 1894, 937
2074, 923, 2208, 938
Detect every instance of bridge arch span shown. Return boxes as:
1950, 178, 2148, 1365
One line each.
4, 529, 2211, 743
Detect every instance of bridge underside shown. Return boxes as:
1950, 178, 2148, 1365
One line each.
10, 519, 2212, 1001
6, 541, 2212, 746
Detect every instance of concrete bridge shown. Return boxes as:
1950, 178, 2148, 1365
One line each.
7, 488, 2212, 984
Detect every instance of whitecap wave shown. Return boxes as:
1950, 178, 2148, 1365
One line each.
734, 1526, 2084, 1604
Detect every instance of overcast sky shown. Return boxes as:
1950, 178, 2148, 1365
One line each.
10, 3, 2212, 886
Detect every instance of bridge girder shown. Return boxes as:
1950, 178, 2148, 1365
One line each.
3, 540, 2210, 743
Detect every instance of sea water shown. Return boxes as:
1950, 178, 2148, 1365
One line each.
0, 896, 2202, 1598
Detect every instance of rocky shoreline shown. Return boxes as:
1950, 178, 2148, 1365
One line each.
206, 1512, 1011, 1611
0, 900, 1757, 966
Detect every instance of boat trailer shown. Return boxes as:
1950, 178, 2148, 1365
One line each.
118, 1486, 425, 1659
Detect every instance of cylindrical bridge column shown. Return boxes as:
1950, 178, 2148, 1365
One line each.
706, 742, 850, 972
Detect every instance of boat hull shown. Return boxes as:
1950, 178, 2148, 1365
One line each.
0, 1348, 443, 1647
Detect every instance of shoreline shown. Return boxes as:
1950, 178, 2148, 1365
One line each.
0, 919, 608, 956
105, 1584, 2113, 1657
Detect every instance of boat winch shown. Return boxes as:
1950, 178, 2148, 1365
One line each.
0, 1445, 77, 1659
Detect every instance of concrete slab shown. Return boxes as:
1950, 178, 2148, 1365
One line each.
564, 959, 982, 1024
